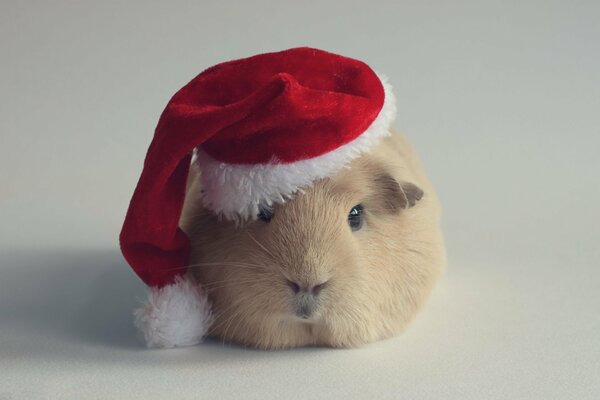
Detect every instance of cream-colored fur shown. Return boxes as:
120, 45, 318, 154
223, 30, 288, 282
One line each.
180, 130, 446, 349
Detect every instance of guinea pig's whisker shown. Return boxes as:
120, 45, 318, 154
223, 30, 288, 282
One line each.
213, 314, 241, 346
201, 281, 248, 290
189, 261, 264, 267
201, 277, 259, 286
216, 292, 284, 343
201, 279, 263, 291
224, 308, 251, 345
201, 276, 262, 287
216, 290, 268, 323
211, 295, 258, 338
229, 295, 270, 342
212, 299, 248, 322
404, 248, 425, 256
221, 314, 239, 347
158, 260, 266, 272
404, 238, 435, 244
184, 261, 264, 271
185, 265, 261, 273
341, 307, 361, 330
210, 303, 247, 333
155, 262, 264, 278
245, 232, 277, 260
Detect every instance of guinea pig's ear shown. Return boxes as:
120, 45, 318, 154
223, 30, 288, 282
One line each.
371, 172, 424, 214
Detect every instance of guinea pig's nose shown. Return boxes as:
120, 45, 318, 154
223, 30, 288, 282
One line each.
286, 279, 329, 296
311, 281, 329, 296
286, 280, 301, 294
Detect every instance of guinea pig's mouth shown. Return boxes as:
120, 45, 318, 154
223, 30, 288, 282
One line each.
284, 312, 321, 324
296, 309, 316, 321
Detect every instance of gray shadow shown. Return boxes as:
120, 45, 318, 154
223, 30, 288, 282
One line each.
0, 249, 145, 351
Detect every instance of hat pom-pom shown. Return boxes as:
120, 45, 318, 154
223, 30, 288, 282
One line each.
134, 276, 214, 348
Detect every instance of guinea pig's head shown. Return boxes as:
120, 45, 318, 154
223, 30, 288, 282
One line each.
187, 154, 443, 349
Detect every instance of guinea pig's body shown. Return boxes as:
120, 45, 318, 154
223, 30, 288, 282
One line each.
180, 130, 446, 349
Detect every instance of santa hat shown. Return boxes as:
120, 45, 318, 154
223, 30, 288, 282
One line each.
120, 47, 396, 348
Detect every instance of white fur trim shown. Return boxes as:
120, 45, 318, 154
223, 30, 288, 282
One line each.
134, 276, 214, 348
196, 75, 397, 221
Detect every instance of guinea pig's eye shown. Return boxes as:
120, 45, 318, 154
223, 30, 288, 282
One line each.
348, 204, 364, 231
257, 205, 274, 222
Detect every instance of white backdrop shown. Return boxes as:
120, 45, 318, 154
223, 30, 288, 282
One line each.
1, 1, 599, 399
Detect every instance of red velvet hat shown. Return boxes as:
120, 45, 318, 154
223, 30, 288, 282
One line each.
120, 47, 396, 348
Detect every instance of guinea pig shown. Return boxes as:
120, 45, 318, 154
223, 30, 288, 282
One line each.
179, 129, 446, 349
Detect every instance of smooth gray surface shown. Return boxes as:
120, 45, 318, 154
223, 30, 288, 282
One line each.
1, 1, 599, 399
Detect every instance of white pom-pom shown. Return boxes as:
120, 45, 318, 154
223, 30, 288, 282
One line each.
134, 276, 214, 348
